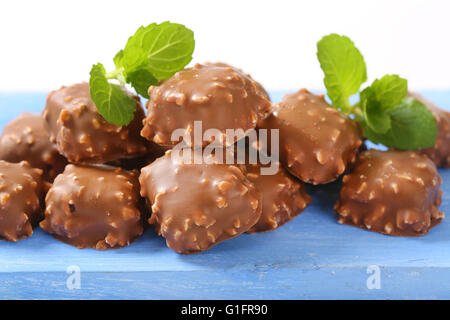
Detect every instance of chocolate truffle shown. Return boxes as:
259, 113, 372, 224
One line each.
408, 92, 450, 167
245, 162, 311, 233
0, 161, 47, 241
40, 164, 145, 249
139, 149, 262, 254
259, 88, 362, 184
141, 62, 271, 147
0, 113, 67, 181
42, 82, 149, 164
335, 150, 444, 236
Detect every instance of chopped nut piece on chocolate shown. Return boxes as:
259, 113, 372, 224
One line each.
0, 161, 48, 241
141, 62, 271, 147
139, 149, 262, 254
335, 150, 444, 236
42, 82, 149, 164
408, 92, 450, 168
259, 88, 362, 184
0, 113, 67, 181
40, 164, 145, 249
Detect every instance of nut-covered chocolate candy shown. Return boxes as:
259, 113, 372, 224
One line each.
245, 163, 311, 233
0, 161, 47, 241
0, 113, 67, 181
335, 150, 444, 236
408, 92, 450, 168
40, 164, 145, 249
259, 88, 362, 184
139, 149, 262, 254
42, 82, 149, 164
141, 62, 271, 147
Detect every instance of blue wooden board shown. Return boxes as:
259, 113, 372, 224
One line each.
0, 91, 449, 300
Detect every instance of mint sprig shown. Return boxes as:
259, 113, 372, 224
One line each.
317, 34, 367, 113
317, 34, 437, 150
358, 98, 437, 149
89, 21, 195, 126
89, 63, 136, 126
360, 75, 407, 134
122, 22, 195, 79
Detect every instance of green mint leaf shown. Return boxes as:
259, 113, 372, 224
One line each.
113, 50, 124, 69
121, 44, 147, 73
360, 97, 437, 150
89, 63, 137, 126
360, 87, 391, 133
369, 75, 407, 109
360, 75, 407, 134
317, 34, 367, 112
126, 67, 158, 99
122, 21, 195, 80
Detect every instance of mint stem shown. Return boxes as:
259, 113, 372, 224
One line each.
348, 102, 360, 115
106, 67, 126, 84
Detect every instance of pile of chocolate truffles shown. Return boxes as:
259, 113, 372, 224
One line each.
0, 62, 448, 254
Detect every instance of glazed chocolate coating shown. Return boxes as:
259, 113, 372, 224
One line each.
141, 62, 271, 147
212, 62, 271, 101
0, 161, 47, 241
40, 164, 144, 249
258, 88, 362, 184
408, 92, 450, 167
245, 163, 311, 233
335, 150, 443, 236
42, 82, 149, 164
139, 149, 262, 254
0, 113, 67, 181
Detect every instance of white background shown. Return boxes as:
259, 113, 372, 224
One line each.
0, 0, 449, 92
